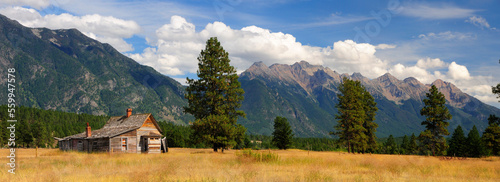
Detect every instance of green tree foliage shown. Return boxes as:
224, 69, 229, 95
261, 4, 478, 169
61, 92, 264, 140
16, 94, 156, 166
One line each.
272, 116, 294, 150
401, 135, 409, 155
418, 85, 452, 156
384, 135, 397, 154
0, 105, 108, 148
332, 77, 378, 153
482, 115, 500, 156
493, 83, 500, 101
447, 125, 467, 157
466, 125, 485, 158
408, 133, 418, 155
184, 37, 246, 152
363, 88, 379, 153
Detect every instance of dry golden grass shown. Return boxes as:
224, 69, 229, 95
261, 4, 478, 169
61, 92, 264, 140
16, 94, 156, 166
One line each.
1, 148, 499, 181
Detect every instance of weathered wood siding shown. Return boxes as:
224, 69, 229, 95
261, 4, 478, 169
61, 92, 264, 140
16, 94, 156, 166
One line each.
88, 138, 110, 152
147, 137, 161, 154
137, 116, 162, 136
110, 130, 137, 153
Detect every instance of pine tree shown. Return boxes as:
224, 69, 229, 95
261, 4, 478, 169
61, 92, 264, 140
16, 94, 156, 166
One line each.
332, 77, 367, 153
401, 135, 409, 155
272, 116, 294, 150
418, 85, 452, 156
408, 133, 418, 155
363, 89, 379, 153
184, 37, 246, 152
448, 125, 466, 157
384, 135, 397, 154
466, 125, 485, 158
482, 115, 500, 156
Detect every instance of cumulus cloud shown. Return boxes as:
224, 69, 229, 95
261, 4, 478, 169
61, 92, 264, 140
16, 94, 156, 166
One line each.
0, 6, 141, 52
466, 16, 496, 30
0, 0, 49, 10
447, 62, 471, 80
400, 4, 476, 19
416, 58, 448, 69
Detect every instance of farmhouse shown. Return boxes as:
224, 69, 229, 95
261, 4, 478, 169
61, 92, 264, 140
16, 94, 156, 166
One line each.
57, 109, 167, 154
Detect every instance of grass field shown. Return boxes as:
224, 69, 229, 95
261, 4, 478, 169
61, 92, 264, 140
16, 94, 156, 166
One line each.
1, 148, 499, 181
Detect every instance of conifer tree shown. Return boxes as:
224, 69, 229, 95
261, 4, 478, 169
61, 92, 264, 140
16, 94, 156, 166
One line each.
418, 85, 452, 156
447, 125, 466, 157
332, 77, 378, 153
363, 89, 379, 153
272, 116, 294, 150
184, 37, 246, 152
408, 133, 418, 155
482, 115, 500, 156
401, 135, 409, 155
332, 77, 366, 153
384, 135, 397, 154
466, 125, 485, 158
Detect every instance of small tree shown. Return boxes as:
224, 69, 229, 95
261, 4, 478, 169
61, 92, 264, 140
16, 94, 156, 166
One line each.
418, 85, 452, 156
184, 37, 246, 152
408, 133, 418, 155
482, 115, 500, 156
447, 125, 466, 157
384, 135, 397, 154
401, 135, 409, 155
466, 125, 485, 158
272, 116, 294, 150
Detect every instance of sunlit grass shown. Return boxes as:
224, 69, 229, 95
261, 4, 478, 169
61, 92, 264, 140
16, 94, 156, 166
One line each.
1, 148, 499, 181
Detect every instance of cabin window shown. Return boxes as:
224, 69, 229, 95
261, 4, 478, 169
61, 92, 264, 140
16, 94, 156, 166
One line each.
121, 138, 128, 151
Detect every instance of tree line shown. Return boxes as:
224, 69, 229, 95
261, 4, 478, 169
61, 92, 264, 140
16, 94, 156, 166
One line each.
0, 105, 108, 148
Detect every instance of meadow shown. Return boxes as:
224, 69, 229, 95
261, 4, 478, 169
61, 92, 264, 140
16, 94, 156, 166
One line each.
1, 148, 499, 182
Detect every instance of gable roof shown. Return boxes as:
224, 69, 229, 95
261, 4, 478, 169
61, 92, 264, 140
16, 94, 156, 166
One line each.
60, 113, 163, 140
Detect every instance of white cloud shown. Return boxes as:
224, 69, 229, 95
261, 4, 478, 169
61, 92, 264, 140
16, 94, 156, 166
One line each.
400, 4, 476, 19
418, 31, 476, 41
466, 16, 496, 30
416, 58, 448, 69
0, 6, 141, 52
0, 0, 49, 10
375, 44, 396, 49
447, 62, 471, 80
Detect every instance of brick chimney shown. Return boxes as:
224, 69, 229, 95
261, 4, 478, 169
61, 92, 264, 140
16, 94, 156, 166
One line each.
126, 108, 132, 118
86, 122, 91, 137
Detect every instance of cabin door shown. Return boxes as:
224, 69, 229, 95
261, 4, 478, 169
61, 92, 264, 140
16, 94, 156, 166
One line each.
141, 137, 148, 153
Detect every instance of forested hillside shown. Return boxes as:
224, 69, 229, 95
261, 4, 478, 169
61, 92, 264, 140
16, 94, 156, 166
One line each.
0, 105, 108, 148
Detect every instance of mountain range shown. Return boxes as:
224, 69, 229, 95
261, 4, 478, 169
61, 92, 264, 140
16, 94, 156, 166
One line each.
239, 61, 499, 137
1, 14, 498, 137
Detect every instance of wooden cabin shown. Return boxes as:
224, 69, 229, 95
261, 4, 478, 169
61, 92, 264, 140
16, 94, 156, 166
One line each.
57, 109, 167, 154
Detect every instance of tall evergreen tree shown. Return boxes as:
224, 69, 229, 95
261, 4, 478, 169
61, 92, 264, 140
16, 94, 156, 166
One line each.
448, 125, 466, 157
362, 89, 379, 153
466, 125, 485, 158
408, 133, 418, 155
184, 37, 246, 152
332, 77, 367, 153
401, 135, 409, 155
418, 85, 452, 156
271, 116, 294, 150
482, 115, 500, 156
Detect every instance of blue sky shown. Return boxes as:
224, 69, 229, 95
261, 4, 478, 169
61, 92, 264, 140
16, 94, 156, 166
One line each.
0, 0, 499, 107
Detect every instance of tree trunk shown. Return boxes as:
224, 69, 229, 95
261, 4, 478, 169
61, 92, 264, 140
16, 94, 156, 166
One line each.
348, 141, 351, 153
213, 147, 218, 152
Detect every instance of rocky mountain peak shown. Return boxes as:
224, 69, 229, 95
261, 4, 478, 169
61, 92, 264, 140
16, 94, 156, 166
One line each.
403, 77, 423, 87
376, 73, 400, 85
431, 79, 469, 108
